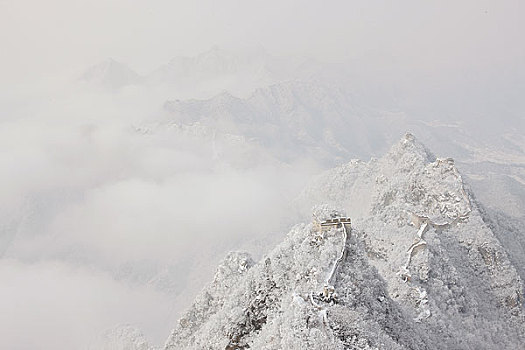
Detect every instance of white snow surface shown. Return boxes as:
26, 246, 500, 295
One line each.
163, 134, 524, 349
88, 324, 159, 350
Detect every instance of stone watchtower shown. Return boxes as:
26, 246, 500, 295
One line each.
312, 205, 351, 233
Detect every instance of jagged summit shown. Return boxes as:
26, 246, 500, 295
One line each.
388, 132, 436, 164
297, 133, 467, 221
163, 135, 524, 349
158, 81, 381, 165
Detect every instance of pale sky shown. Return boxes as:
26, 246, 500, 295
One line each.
1, 0, 524, 84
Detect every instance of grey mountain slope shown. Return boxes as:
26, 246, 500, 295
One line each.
463, 162, 525, 219
480, 208, 525, 282
160, 81, 403, 165
81, 58, 142, 89
164, 134, 524, 349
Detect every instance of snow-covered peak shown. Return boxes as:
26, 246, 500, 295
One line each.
164, 136, 525, 349
386, 132, 437, 166
297, 135, 476, 233
89, 324, 158, 350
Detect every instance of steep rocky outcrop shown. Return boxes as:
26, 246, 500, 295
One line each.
164, 134, 524, 349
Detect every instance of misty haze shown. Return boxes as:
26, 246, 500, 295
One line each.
1, 1, 525, 349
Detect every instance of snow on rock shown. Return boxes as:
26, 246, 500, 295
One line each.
312, 204, 348, 223
164, 134, 524, 349
158, 81, 391, 166
165, 220, 422, 350
89, 324, 159, 350
297, 133, 524, 347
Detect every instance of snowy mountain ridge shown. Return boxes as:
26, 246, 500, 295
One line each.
162, 134, 524, 349
159, 80, 401, 166
88, 324, 160, 350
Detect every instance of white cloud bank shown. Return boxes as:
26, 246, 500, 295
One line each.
0, 259, 173, 349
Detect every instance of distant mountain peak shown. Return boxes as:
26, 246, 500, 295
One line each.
387, 132, 437, 164
81, 58, 141, 89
